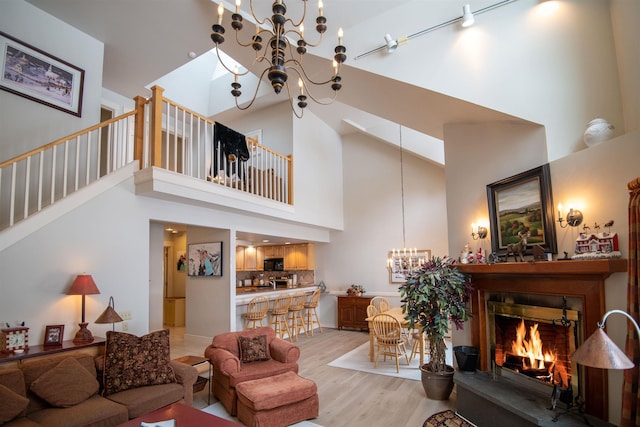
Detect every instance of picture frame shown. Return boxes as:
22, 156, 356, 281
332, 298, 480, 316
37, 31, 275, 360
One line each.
0, 31, 85, 117
43, 325, 64, 347
486, 164, 557, 258
187, 242, 223, 277
388, 249, 431, 284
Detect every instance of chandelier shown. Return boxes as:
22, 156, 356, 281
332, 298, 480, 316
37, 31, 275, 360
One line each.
210, 0, 347, 118
386, 126, 428, 277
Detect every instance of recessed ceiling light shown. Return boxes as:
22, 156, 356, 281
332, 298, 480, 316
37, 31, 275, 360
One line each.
188, 51, 197, 59
262, 239, 270, 243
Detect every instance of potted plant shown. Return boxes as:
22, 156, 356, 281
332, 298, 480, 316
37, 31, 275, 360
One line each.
399, 256, 473, 400
346, 284, 366, 297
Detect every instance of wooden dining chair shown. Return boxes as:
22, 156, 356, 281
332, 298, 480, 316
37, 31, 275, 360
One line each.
243, 296, 270, 330
366, 304, 379, 319
409, 330, 430, 363
287, 292, 308, 341
372, 313, 410, 373
370, 296, 390, 313
269, 294, 292, 341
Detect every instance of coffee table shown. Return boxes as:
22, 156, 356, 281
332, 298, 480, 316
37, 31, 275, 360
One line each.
116, 403, 243, 427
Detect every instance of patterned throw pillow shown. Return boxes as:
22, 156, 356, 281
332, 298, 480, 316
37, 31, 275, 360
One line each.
30, 357, 99, 407
0, 384, 29, 423
238, 335, 270, 363
103, 329, 176, 396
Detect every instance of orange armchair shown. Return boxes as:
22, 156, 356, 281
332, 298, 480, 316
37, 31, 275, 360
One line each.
204, 327, 300, 416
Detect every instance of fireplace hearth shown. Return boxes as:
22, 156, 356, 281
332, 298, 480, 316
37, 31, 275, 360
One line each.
457, 259, 627, 421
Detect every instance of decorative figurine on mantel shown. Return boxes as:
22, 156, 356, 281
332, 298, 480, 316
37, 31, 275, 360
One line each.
571, 220, 621, 259
459, 243, 473, 264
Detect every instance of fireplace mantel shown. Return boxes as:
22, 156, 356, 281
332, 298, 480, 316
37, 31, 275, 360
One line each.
457, 259, 627, 420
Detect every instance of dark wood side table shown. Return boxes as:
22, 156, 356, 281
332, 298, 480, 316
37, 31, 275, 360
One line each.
0, 338, 105, 367
173, 355, 212, 404
337, 295, 373, 330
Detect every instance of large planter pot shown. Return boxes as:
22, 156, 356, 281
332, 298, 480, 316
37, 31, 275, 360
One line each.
420, 364, 455, 400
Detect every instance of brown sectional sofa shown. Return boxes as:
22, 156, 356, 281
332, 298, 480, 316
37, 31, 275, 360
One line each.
0, 352, 197, 427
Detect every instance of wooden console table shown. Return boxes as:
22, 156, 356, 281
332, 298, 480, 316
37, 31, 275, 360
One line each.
337, 295, 373, 330
0, 338, 105, 367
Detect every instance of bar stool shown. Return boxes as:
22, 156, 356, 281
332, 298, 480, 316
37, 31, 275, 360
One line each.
287, 292, 308, 341
270, 294, 292, 341
243, 296, 270, 330
303, 289, 323, 336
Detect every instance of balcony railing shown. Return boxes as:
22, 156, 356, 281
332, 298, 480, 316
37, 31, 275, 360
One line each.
0, 85, 292, 232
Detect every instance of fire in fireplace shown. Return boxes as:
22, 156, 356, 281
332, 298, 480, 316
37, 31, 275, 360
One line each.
488, 300, 581, 400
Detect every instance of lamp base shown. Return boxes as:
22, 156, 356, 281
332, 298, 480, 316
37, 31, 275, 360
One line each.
72, 322, 95, 344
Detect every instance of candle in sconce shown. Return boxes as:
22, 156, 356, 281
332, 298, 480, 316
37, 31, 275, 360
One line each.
217, 2, 224, 25
235, 0, 240, 13
318, 0, 323, 16
557, 203, 563, 219
338, 28, 343, 45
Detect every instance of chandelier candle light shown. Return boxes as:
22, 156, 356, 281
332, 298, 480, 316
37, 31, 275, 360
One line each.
211, 0, 347, 118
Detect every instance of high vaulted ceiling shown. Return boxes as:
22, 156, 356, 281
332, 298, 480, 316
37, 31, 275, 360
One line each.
25, 0, 527, 166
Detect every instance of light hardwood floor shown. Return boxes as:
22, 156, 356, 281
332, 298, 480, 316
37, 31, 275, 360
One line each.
169, 327, 456, 426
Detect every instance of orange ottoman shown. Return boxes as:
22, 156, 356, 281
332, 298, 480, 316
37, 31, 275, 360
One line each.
235, 371, 319, 427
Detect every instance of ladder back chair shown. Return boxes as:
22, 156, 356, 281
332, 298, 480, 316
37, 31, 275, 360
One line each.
303, 289, 323, 336
269, 294, 292, 341
372, 313, 410, 373
287, 292, 308, 341
243, 296, 270, 330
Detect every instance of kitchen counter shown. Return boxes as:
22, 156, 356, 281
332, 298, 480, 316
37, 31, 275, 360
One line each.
235, 284, 318, 305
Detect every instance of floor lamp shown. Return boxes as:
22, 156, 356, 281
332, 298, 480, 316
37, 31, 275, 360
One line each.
571, 309, 640, 369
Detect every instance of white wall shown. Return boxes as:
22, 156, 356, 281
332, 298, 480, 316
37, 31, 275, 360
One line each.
315, 131, 448, 324
348, 0, 625, 162
0, 0, 103, 161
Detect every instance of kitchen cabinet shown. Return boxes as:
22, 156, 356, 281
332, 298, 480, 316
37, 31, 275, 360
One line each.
236, 246, 245, 271
262, 245, 284, 258
337, 295, 372, 330
284, 244, 315, 270
244, 246, 258, 271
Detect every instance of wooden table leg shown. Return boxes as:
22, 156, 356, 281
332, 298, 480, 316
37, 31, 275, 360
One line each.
368, 320, 375, 362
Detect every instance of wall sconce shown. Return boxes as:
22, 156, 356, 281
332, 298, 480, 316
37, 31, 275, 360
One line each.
557, 203, 583, 228
471, 223, 488, 240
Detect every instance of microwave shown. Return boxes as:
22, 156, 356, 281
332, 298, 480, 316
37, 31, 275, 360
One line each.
264, 257, 284, 271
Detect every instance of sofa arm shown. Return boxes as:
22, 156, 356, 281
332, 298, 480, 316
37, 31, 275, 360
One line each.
269, 338, 300, 364
170, 361, 198, 406
206, 347, 241, 376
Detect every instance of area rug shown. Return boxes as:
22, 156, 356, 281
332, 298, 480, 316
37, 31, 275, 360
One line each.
328, 342, 421, 380
203, 402, 322, 427
328, 341, 453, 381
423, 410, 476, 427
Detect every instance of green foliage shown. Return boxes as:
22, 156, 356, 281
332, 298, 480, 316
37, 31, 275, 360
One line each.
399, 256, 472, 373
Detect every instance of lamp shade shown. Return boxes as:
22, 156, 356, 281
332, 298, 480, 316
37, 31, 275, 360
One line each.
67, 274, 100, 295
95, 297, 123, 324
570, 327, 634, 370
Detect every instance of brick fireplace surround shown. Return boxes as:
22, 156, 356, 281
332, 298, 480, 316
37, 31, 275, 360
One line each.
457, 259, 627, 422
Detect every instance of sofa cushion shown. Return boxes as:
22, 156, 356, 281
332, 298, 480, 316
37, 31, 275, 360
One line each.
30, 357, 99, 407
103, 329, 176, 396
238, 335, 270, 363
25, 394, 128, 427
0, 384, 29, 424
105, 382, 184, 419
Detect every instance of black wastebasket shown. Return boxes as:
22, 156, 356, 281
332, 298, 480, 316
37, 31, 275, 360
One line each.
453, 346, 479, 372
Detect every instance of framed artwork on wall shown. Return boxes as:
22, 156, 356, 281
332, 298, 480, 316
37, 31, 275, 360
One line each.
187, 242, 223, 277
0, 31, 85, 117
486, 164, 557, 257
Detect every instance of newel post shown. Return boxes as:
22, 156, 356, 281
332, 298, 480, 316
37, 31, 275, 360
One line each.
150, 85, 164, 168
133, 95, 146, 169
287, 154, 293, 205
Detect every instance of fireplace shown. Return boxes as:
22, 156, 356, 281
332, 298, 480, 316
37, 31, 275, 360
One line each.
489, 300, 580, 404
457, 259, 626, 421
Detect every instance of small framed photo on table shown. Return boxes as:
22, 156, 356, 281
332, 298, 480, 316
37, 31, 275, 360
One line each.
44, 325, 64, 347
